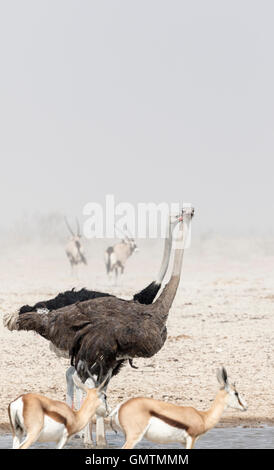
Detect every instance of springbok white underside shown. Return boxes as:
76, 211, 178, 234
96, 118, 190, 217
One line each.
144, 417, 189, 444
37, 416, 66, 443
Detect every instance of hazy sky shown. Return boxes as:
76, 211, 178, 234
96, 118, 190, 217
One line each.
0, 0, 273, 236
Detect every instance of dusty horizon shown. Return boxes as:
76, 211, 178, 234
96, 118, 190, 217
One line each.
0, 1, 273, 238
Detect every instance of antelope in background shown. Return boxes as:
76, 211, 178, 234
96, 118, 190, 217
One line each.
65, 217, 87, 274
109, 367, 247, 449
105, 225, 138, 284
8, 373, 109, 449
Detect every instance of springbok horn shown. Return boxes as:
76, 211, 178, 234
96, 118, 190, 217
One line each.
64, 216, 75, 236
85, 361, 98, 379
72, 372, 87, 392
97, 371, 112, 393
85, 359, 104, 385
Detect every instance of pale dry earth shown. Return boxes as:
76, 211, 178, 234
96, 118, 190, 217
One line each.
0, 237, 273, 430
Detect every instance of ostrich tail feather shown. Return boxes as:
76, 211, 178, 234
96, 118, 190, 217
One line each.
3, 310, 19, 331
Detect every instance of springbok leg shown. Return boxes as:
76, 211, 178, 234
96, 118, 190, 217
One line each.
83, 377, 97, 447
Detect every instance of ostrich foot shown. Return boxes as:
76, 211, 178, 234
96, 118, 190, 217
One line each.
84, 441, 97, 448
95, 439, 108, 449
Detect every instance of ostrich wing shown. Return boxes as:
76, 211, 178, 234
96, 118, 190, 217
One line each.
16, 296, 126, 351
69, 308, 164, 376
16, 307, 91, 352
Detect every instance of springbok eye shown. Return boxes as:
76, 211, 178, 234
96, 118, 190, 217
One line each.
235, 392, 239, 397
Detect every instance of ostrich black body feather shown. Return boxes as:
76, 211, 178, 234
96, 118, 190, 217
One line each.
19, 288, 113, 314
19, 280, 160, 315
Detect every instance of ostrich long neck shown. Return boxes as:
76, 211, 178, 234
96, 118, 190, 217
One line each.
152, 217, 191, 317
133, 217, 180, 304
153, 249, 184, 313
155, 220, 176, 284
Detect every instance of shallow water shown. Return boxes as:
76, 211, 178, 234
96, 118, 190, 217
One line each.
1, 427, 273, 449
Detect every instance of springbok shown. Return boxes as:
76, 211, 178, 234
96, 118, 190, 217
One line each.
105, 225, 138, 284
109, 367, 248, 449
65, 217, 87, 273
8, 373, 109, 449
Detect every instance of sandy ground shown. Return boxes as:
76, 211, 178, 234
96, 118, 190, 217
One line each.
0, 237, 273, 431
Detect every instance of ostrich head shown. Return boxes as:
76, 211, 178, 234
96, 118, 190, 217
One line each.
169, 205, 195, 247
170, 205, 195, 227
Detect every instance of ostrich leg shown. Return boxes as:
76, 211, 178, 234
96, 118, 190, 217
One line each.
74, 378, 89, 440
83, 420, 94, 447
95, 370, 113, 448
66, 366, 75, 407
96, 417, 107, 447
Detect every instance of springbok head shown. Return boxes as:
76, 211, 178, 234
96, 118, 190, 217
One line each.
72, 372, 109, 417
216, 367, 248, 412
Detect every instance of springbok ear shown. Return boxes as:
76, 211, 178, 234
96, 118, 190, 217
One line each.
221, 367, 228, 384
216, 368, 224, 385
216, 367, 228, 386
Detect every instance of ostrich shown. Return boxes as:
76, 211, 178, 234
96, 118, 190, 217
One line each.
64, 217, 87, 273
3, 209, 186, 445
5, 205, 194, 445
105, 226, 138, 284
